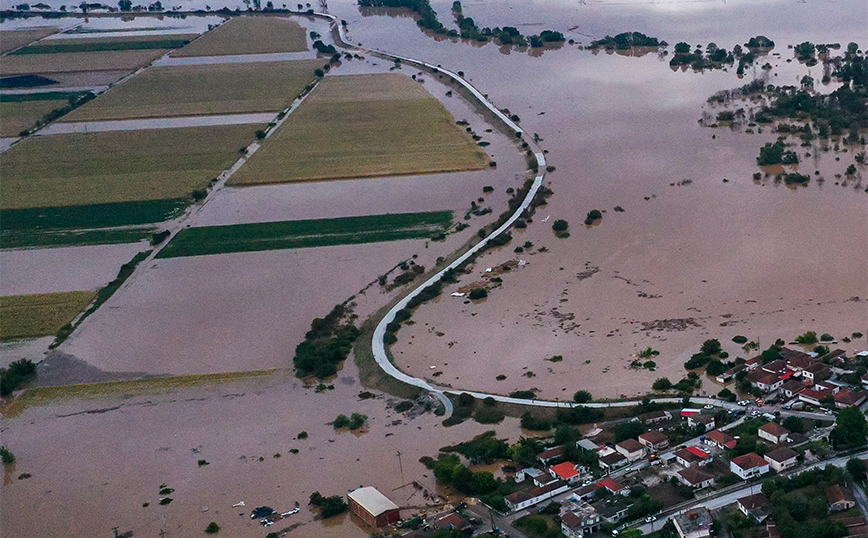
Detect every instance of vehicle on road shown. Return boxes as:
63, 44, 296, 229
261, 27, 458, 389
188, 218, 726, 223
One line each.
704, 404, 714, 410
645, 516, 657, 523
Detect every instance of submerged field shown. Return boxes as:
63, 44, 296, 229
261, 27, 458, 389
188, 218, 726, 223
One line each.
0, 99, 67, 137
0, 28, 59, 54
0, 125, 258, 210
229, 73, 489, 185
157, 210, 453, 258
62, 60, 321, 121
0, 291, 96, 341
10, 34, 198, 55
171, 16, 307, 57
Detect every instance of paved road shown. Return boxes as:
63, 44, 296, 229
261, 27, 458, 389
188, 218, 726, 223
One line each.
37, 113, 277, 135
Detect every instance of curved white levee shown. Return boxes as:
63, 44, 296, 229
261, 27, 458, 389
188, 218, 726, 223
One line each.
315, 13, 736, 415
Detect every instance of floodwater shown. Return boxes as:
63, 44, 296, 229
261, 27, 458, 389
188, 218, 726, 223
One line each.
39, 112, 275, 135
0, 242, 149, 296
59, 234, 480, 376
0, 362, 519, 538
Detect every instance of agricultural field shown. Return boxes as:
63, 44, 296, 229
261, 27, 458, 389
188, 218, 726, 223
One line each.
62, 60, 321, 121
0, 99, 67, 137
0, 124, 258, 210
0, 27, 59, 54
171, 17, 308, 57
0, 291, 96, 341
157, 210, 454, 258
229, 73, 489, 185
0, 49, 171, 75
9, 34, 198, 55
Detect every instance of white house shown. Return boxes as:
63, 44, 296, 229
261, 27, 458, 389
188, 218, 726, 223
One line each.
504, 480, 569, 512
615, 439, 645, 462
561, 505, 602, 538
757, 422, 790, 444
764, 447, 798, 472
677, 467, 715, 489
673, 508, 713, 538
686, 414, 715, 432
730, 453, 770, 480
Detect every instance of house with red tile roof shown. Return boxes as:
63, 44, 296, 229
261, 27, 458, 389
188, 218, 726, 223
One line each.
549, 462, 582, 483
758, 422, 790, 444
827, 484, 856, 512
505, 480, 569, 512
780, 379, 808, 398
675, 447, 710, 468
803, 362, 831, 383
737, 493, 772, 522
799, 388, 833, 406
730, 452, 770, 480
748, 370, 783, 393
677, 467, 715, 489
537, 445, 564, 465
834, 389, 867, 408
704, 430, 737, 450
595, 477, 628, 496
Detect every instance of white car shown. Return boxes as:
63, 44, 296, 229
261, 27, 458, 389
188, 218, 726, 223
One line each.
704, 404, 714, 409
645, 516, 657, 523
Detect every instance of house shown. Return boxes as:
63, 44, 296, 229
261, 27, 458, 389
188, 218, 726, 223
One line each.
638, 431, 670, 452
615, 439, 645, 461
505, 480, 569, 512
431, 513, 472, 533
576, 439, 600, 452
704, 430, 737, 450
799, 388, 833, 406
748, 369, 784, 393
737, 493, 772, 522
560, 504, 602, 537
637, 410, 672, 424
744, 356, 762, 370
758, 422, 790, 444
764, 446, 799, 472
780, 379, 808, 398
762, 359, 789, 376
803, 362, 831, 383
550, 462, 583, 484
730, 452, 770, 480
596, 477, 628, 496
821, 349, 847, 365
827, 484, 857, 512
781, 348, 816, 371
675, 447, 710, 468
677, 467, 715, 489
347, 487, 401, 528
673, 507, 713, 538
834, 389, 868, 408
598, 451, 628, 470
717, 363, 746, 383
515, 467, 545, 483
596, 501, 633, 523
571, 484, 599, 502
537, 445, 564, 465
687, 414, 716, 432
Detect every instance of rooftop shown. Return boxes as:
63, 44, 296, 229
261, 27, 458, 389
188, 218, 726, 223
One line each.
827, 484, 856, 505
616, 439, 644, 452
835, 389, 867, 406
550, 462, 580, 480
678, 467, 714, 485
748, 370, 781, 386
639, 430, 669, 444
759, 422, 790, 437
801, 388, 832, 401
705, 430, 736, 448
686, 446, 711, 458
691, 414, 715, 424
738, 492, 771, 510
538, 445, 564, 460
347, 486, 399, 517
599, 452, 627, 466
764, 446, 798, 463
804, 362, 830, 374
732, 452, 768, 470
596, 477, 625, 492
780, 379, 808, 394
673, 507, 713, 535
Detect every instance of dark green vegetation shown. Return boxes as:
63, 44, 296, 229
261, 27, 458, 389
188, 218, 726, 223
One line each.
359, 0, 563, 48
293, 303, 360, 379
0, 446, 14, 464
760, 466, 851, 538
11, 38, 190, 54
670, 41, 735, 69
0, 74, 56, 89
51, 250, 151, 348
0, 91, 89, 103
0, 359, 37, 396
157, 211, 453, 258
1, 199, 186, 248
584, 210, 602, 225
309, 492, 349, 518
590, 32, 664, 50
204, 522, 220, 534
333, 412, 368, 430
830, 407, 867, 448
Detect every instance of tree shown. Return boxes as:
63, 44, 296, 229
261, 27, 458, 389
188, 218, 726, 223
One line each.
674, 42, 691, 54
573, 390, 592, 403
584, 210, 602, 225
718, 388, 736, 402
554, 425, 581, 445
831, 407, 867, 448
309, 491, 325, 506
700, 339, 722, 356
205, 522, 220, 534
332, 414, 350, 428
847, 457, 867, 481
614, 421, 645, 442
319, 495, 348, 518
705, 360, 726, 377
782, 416, 803, 434
652, 377, 672, 391
118, 0, 131, 8
552, 219, 569, 232
0, 447, 14, 465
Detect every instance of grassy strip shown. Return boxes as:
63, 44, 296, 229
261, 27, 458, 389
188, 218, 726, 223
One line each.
11, 39, 192, 55
0, 92, 90, 103
1, 227, 154, 249
157, 211, 453, 259
353, 311, 423, 400
0, 291, 97, 340
1, 199, 188, 231
51, 250, 151, 349
1, 370, 275, 417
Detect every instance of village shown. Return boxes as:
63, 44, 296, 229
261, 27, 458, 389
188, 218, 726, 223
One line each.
314, 345, 868, 538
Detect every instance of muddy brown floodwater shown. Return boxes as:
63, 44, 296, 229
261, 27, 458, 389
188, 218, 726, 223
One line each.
0, 360, 519, 537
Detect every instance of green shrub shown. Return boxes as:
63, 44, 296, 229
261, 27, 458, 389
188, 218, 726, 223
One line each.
474, 406, 505, 424
0, 447, 15, 465
205, 522, 220, 534
573, 390, 593, 403
552, 219, 569, 232
469, 288, 488, 300
333, 414, 350, 428
652, 378, 672, 391
584, 210, 602, 225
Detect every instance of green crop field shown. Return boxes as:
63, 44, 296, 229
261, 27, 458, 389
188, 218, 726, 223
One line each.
229, 74, 489, 185
1, 227, 155, 249
0, 28, 59, 54
0, 125, 258, 210
62, 60, 321, 121
171, 17, 307, 57
11, 35, 197, 55
0, 291, 97, 340
0, 49, 170, 75
0, 99, 67, 137
157, 210, 453, 258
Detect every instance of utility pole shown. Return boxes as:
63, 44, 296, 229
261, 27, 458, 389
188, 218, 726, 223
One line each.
397, 450, 405, 486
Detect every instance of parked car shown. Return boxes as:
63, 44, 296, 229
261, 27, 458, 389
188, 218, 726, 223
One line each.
645, 516, 658, 523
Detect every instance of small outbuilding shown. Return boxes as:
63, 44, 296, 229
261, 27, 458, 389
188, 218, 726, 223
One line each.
348, 486, 400, 528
